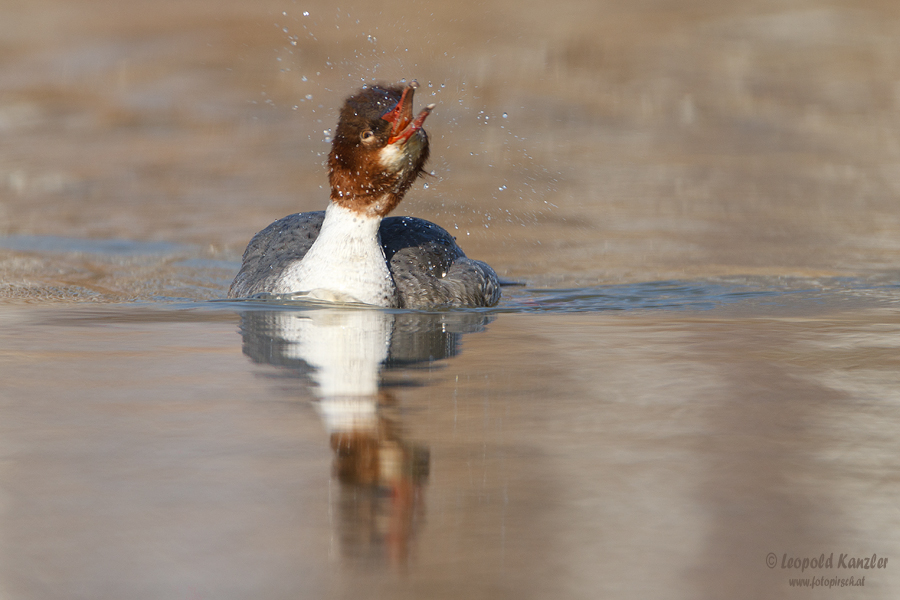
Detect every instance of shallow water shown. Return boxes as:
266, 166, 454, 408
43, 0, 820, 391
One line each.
2, 0, 900, 598
2, 293, 900, 599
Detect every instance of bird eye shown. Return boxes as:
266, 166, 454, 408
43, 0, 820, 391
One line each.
360, 130, 375, 143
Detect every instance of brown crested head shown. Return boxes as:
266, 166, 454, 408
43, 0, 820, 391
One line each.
328, 81, 433, 217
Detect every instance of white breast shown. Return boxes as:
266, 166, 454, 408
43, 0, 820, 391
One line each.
272, 203, 397, 306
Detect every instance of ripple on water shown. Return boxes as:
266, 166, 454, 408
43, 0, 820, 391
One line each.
218, 275, 900, 314
0, 235, 185, 256
496, 276, 900, 314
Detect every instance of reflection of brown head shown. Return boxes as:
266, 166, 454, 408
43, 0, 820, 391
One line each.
329, 390, 429, 487
329, 427, 429, 488
330, 431, 382, 486
329, 391, 430, 569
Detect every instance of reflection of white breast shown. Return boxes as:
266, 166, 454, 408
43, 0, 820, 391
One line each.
270, 308, 394, 432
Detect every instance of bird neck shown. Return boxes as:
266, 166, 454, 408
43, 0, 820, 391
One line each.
274, 203, 398, 306
330, 185, 402, 218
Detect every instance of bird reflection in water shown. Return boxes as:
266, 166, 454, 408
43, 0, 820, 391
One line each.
238, 306, 492, 568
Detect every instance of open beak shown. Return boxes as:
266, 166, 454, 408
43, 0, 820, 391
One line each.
382, 80, 434, 145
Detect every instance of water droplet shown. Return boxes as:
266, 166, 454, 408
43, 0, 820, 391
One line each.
498, 185, 507, 191
423, 182, 429, 189
502, 112, 508, 119
282, 27, 289, 33
306, 94, 313, 100
301, 76, 308, 82
303, 11, 310, 16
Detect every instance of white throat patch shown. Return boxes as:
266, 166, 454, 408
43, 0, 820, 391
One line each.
378, 131, 425, 182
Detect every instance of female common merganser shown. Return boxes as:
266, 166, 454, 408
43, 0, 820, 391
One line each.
227, 81, 501, 309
